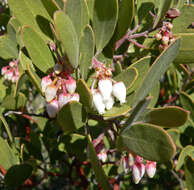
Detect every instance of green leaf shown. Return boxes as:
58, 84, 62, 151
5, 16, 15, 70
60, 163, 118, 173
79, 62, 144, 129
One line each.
0, 137, 19, 170
57, 101, 86, 134
80, 25, 95, 80
128, 56, 150, 93
174, 34, 194, 64
167, 129, 180, 144
113, 67, 138, 90
86, 0, 95, 20
4, 164, 33, 188
185, 156, 194, 190
176, 145, 194, 171
133, 38, 181, 107
76, 79, 93, 111
148, 82, 160, 107
66, 0, 89, 39
154, 0, 172, 28
0, 35, 18, 59
54, 11, 79, 68
180, 91, 194, 121
124, 97, 152, 127
8, 0, 53, 41
172, 5, 194, 34
22, 26, 55, 73
26, 64, 44, 96
59, 134, 87, 161
40, 0, 59, 18
117, 123, 176, 163
103, 104, 131, 119
93, 0, 118, 51
115, 0, 134, 41
1, 93, 26, 110
88, 137, 112, 190
14, 72, 28, 97
143, 106, 189, 127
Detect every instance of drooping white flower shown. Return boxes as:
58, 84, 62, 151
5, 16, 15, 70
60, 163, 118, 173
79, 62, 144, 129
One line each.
112, 82, 126, 104
122, 156, 130, 174
162, 36, 169, 45
104, 96, 114, 110
132, 162, 145, 184
92, 89, 105, 114
6, 70, 13, 81
71, 93, 80, 102
41, 76, 52, 93
46, 99, 59, 118
145, 161, 156, 178
1, 66, 8, 75
58, 93, 71, 108
98, 79, 112, 101
65, 78, 76, 94
97, 149, 107, 162
45, 85, 57, 102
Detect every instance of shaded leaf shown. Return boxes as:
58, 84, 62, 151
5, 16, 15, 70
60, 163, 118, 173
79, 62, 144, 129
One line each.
79, 25, 95, 80
133, 38, 181, 107
117, 123, 176, 163
5, 164, 33, 188
143, 106, 189, 127
93, 0, 118, 51
176, 145, 194, 171
22, 26, 55, 73
57, 101, 86, 134
185, 156, 194, 190
88, 137, 112, 190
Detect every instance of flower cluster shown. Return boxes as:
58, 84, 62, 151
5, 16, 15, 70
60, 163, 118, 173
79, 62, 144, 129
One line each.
41, 64, 79, 118
92, 58, 126, 114
155, 21, 175, 50
1, 60, 19, 83
121, 154, 157, 184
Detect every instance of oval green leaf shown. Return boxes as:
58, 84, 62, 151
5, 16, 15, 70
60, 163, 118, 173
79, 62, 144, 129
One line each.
54, 11, 79, 68
117, 123, 176, 163
22, 26, 55, 73
143, 106, 189, 127
93, 0, 118, 51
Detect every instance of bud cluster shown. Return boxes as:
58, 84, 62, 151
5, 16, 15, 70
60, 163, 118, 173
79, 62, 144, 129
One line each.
121, 154, 157, 184
155, 22, 175, 50
41, 63, 79, 118
1, 60, 19, 83
92, 58, 126, 115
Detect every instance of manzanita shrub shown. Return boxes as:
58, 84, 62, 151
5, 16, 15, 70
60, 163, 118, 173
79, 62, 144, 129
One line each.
0, 0, 194, 189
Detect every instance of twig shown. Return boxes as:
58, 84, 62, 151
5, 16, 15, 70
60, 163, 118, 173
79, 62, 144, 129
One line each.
171, 170, 184, 190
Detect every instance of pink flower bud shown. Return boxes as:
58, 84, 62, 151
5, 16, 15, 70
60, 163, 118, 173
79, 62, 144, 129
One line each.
145, 161, 156, 178
45, 85, 57, 102
58, 93, 71, 108
65, 78, 76, 94
132, 162, 145, 184
104, 96, 114, 110
46, 99, 59, 118
9, 61, 17, 67
70, 93, 80, 102
166, 22, 173, 30
53, 64, 63, 75
97, 149, 107, 162
41, 76, 52, 93
92, 89, 105, 114
162, 36, 169, 45
155, 33, 162, 40
98, 79, 112, 101
112, 82, 126, 104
